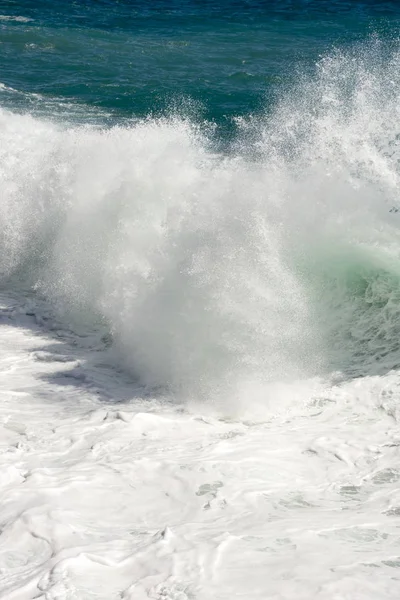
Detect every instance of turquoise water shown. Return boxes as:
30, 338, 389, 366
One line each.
1, 0, 400, 130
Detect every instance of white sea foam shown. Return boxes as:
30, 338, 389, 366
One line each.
0, 15, 33, 23
0, 292, 399, 599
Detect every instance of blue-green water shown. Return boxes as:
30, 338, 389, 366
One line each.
1, 0, 400, 129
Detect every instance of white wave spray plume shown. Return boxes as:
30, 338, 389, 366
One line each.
2, 40, 400, 407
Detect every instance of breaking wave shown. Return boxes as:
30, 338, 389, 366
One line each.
2, 40, 400, 401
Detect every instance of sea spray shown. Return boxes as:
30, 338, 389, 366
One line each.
2, 42, 400, 401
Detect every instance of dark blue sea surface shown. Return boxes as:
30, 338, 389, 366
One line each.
1, 0, 400, 130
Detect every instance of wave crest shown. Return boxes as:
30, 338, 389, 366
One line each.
2, 41, 400, 401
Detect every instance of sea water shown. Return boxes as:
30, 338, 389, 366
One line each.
1, 1, 400, 598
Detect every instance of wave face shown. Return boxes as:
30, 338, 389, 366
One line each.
2, 42, 400, 401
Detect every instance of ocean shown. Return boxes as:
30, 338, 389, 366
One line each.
1, 1, 400, 598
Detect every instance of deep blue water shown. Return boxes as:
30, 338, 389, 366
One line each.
1, 0, 400, 131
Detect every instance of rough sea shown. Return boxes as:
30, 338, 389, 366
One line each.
1, 1, 400, 598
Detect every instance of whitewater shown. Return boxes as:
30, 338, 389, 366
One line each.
2, 44, 400, 598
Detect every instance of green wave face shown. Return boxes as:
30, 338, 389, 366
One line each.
301, 243, 400, 378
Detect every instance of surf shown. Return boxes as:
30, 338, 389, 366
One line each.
1, 41, 400, 405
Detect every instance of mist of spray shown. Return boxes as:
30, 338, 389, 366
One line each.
2, 40, 400, 403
